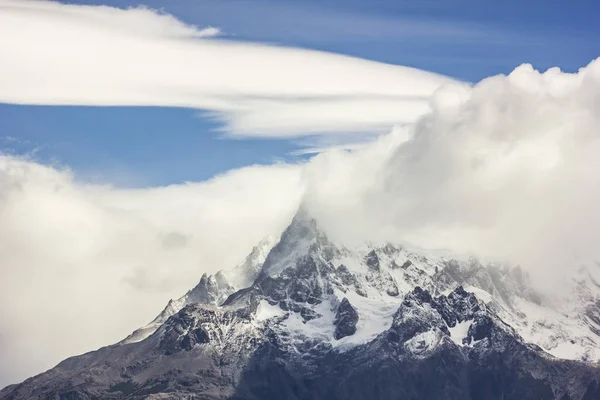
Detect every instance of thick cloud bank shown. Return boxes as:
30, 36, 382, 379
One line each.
305, 58, 600, 281
0, 0, 452, 138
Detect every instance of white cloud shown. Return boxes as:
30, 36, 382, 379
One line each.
304, 58, 600, 287
0, 0, 453, 139
2, 0, 220, 38
0, 155, 302, 387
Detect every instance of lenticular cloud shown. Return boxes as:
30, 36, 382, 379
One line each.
0, 0, 453, 138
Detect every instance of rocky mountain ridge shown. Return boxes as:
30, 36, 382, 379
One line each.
2, 210, 600, 399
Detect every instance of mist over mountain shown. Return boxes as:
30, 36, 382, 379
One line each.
303, 58, 600, 288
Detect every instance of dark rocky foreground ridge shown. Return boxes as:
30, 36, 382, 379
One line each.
2, 212, 600, 400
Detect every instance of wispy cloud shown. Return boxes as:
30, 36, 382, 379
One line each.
0, 0, 454, 142
0, 135, 41, 159
289, 131, 380, 155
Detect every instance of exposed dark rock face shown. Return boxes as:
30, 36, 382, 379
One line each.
365, 250, 380, 271
334, 298, 359, 339
468, 315, 494, 342
3, 286, 599, 400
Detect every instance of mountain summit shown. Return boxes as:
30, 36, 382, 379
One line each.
2, 210, 600, 399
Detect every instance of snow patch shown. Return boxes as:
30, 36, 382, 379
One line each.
448, 319, 473, 346
280, 299, 336, 341
551, 341, 592, 361
405, 329, 443, 353
254, 300, 286, 322
333, 289, 402, 348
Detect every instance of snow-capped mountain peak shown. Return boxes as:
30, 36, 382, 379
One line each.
124, 209, 600, 363
6, 209, 600, 399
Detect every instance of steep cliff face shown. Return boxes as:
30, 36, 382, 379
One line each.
2, 211, 600, 400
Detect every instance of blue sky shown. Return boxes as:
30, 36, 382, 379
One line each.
1, 0, 598, 186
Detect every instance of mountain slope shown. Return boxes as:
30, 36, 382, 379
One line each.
2, 211, 600, 399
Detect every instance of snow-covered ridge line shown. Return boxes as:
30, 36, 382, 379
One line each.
5, 209, 600, 399
121, 235, 278, 344
123, 209, 600, 363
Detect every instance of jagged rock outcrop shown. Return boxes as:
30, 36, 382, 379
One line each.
334, 298, 359, 339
